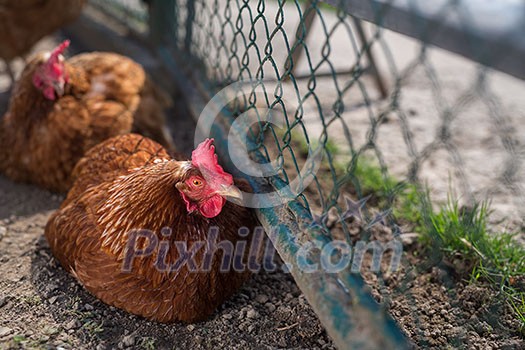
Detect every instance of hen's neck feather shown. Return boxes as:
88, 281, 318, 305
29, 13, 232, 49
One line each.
6, 59, 88, 123
96, 161, 218, 258
8, 62, 53, 121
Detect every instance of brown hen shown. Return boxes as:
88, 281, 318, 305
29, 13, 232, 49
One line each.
0, 40, 174, 192
45, 134, 260, 322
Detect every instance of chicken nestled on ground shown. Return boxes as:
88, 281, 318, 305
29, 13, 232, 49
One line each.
0, 0, 86, 81
0, 40, 174, 192
45, 134, 259, 322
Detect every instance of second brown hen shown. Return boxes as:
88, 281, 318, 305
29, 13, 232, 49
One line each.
45, 134, 260, 322
0, 40, 174, 192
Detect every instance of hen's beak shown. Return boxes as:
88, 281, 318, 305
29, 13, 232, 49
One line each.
53, 81, 65, 97
216, 184, 243, 204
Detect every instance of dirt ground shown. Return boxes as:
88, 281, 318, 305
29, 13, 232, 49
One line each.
360, 224, 524, 349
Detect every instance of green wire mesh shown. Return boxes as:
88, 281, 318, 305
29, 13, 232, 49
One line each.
88, 0, 525, 348
153, 0, 525, 235
89, 0, 149, 34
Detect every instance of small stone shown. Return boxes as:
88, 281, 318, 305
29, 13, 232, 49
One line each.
186, 325, 195, 332
246, 309, 257, 319
84, 304, 94, 311
96, 345, 106, 350
194, 335, 203, 345
9, 275, 23, 283
48, 296, 58, 305
0, 327, 13, 338
475, 321, 491, 335
255, 294, 269, 304
47, 284, 59, 292
65, 319, 78, 330
0, 226, 6, 237
44, 327, 59, 336
266, 303, 276, 312
238, 293, 250, 300
0, 297, 6, 308
399, 232, 418, 245
222, 313, 233, 320
122, 335, 135, 347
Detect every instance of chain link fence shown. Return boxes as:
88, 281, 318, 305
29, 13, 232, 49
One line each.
90, 0, 148, 34
88, 0, 525, 348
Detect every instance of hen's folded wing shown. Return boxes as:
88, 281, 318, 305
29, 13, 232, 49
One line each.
68, 52, 145, 111
66, 134, 171, 206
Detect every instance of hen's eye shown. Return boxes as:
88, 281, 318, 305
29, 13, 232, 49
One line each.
192, 179, 203, 186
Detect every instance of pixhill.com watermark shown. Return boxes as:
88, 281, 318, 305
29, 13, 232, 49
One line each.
142, 79, 404, 277
121, 226, 402, 274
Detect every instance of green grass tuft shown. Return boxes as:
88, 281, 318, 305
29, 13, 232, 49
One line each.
139, 337, 156, 350
291, 130, 340, 159
352, 157, 397, 195
12, 335, 26, 344
347, 156, 525, 330
421, 197, 525, 279
349, 157, 425, 229
420, 195, 525, 332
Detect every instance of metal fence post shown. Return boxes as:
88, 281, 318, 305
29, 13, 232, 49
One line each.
184, 0, 196, 52
351, 17, 388, 98
148, 0, 177, 47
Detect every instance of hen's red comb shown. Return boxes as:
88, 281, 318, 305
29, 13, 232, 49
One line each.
191, 139, 233, 187
50, 40, 70, 61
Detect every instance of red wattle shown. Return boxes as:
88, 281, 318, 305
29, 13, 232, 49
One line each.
199, 195, 226, 218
